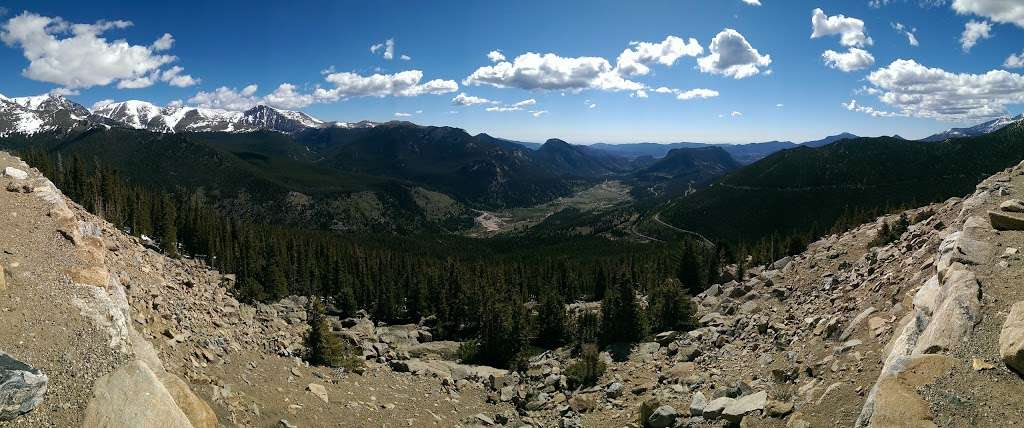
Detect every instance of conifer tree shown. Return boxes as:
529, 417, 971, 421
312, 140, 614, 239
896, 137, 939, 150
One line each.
600, 271, 643, 346
535, 287, 567, 348
305, 297, 349, 367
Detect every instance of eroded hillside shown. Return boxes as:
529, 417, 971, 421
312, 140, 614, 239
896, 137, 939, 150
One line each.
2, 151, 1023, 428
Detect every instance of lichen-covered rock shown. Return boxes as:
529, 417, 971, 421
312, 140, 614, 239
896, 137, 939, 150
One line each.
0, 352, 47, 421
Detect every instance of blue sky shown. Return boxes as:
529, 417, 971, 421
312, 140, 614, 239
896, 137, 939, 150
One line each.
1, 0, 1023, 143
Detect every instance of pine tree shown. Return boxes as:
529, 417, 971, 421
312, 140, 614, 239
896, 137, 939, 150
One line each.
535, 288, 567, 348
677, 241, 702, 294
647, 278, 696, 332
305, 297, 357, 369
157, 193, 178, 258
600, 271, 643, 346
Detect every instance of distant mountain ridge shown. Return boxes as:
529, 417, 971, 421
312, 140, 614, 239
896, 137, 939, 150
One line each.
920, 114, 1024, 142
0, 93, 378, 137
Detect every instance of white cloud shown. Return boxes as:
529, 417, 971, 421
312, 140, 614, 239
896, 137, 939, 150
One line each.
530, 110, 548, 117
152, 33, 174, 51
400, 54, 411, 61
892, 22, 919, 46
487, 50, 505, 63
810, 8, 873, 47
186, 83, 306, 111
1006, 50, 1024, 68
92, 99, 115, 110
614, 35, 703, 77
263, 83, 314, 109
822, 48, 876, 71
49, 87, 79, 96
741, 0, 762, 5
863, 58, 1024, 120
485, 106, 521, 112
776, 103, 784, 107
371, 38, 396, 60
654, 86, 674, 94
676, 88, 720, 100
451, 92, 496, 106
159, 65, 199, 87
465, 51, 643, 91
394, 112, 411, 117
188, 85, 262, 110
631, 90, 649, 98
512, 98, 536, 107
841, 99, 904, 117
697, 28, 772, 79
316, 70, 458, 101
730, 111, 743, 117
960, 20, 992, 52
952, 0, 1024, 27
0, 12, 195, 90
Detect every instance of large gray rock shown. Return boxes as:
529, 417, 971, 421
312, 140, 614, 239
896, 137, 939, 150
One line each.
702, 396, 735, 420
723, 391, 768, 422
646, 405, 679, 428
83, 360, 193, 428
2, 167, 27, 180
689, 391, 707, 416
989, 210, 1024, 231
0, 352, 47, 421
913, 270, 981, 355
1000, 199, 1024, 213
1000, 301, 1024, 375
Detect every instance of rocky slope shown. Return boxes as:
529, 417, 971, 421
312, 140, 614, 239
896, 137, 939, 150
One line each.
2, 150, 1023, 427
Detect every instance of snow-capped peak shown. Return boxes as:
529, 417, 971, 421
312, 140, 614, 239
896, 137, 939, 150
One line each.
921, 114, 1024, 142
92, 100, 165, 130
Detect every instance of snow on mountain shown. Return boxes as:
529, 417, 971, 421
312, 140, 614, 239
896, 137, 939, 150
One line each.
921, 114, 1024, 142
0, 93, 376, 137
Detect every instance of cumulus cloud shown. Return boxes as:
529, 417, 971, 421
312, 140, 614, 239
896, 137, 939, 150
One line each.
862, 58, 1024, 120
841, 99, 904, 117
371, 38, 396, 60
160, 66, 199, 87
741, 0, 762, 5
464, 51, 642, 91
952, 0, 1024, 27
730, 111, 743, 117
892, 22, 919, 46
631, 90, 648, 98
315, 70, 458, 101
810, 8, 873, 47
676, 88, 720, 100
263, 83, 314, 109
697, 28, 772, 79
614, 35, 703, 77
483, 98, 538, 112
0, 12, 197, 90
451, 92, 496, 106
960, 20, 992, 52
464, 35, 704, 92
1006, 50, 1024, 68
400, 54, 411, 61
822, 48, 875, 71
188, 85, 261, 110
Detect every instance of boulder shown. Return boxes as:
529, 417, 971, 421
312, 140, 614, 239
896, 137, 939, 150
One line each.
722, 391, 767, 422
913, 270, 981, 355
307, 383, 329, 403
689, 391, 707, 416
1000, 199, 1024, 213
989, 210, 1024, 231
0, 352, 47, 421
605, 382, 624, 399
2, 167, 27, 180
999, 301, 1024, 375
83, 360, 193, 428
865, 355, 953, 428
702, 396, 735, 420
155, 372, 217, 428
646, 405, 679, 428
838, 307, 877, 341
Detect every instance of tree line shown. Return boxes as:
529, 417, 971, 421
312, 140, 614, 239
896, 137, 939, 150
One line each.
20, 147, 722, 368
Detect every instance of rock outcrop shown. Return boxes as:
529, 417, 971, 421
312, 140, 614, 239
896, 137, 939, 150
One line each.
0, 352, 48, 421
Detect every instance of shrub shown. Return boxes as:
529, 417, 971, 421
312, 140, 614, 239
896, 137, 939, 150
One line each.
305, 297, 362, 371
565, 344, 606, 388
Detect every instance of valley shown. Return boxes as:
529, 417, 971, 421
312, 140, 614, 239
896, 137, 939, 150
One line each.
4, 2, 1024, 428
